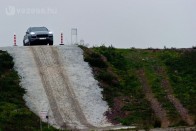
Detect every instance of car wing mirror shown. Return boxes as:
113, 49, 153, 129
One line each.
26, 32, 29, 34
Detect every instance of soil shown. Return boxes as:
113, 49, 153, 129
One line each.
156, 67, 194, 126
137, 69, 170, 128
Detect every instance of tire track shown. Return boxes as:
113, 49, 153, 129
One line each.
31, 46, 93, 129
137, 69, 170, 128
156, 67, 194, 126
38, 47, 75, 128
31, 46, 66, 128
50, 46, 94, 128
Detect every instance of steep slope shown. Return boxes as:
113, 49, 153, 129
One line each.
1, 45, 111, 130
156, 67, 194, 125
137, 69, 170, 127
0, 50, 57, 131
1, 45, 195, 130
81, 45, 195, 128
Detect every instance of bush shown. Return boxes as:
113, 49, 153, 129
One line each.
85, 52, 108, 68
0, 51, 14, 71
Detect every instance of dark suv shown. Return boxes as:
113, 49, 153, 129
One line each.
23, 27, 53, 46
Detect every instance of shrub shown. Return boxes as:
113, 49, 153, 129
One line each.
85, 52, 108, 68
0, 51, 14, 70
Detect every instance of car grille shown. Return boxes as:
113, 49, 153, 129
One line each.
37, 34, 48, 38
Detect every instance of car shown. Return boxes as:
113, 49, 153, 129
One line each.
23, 27, 53, 46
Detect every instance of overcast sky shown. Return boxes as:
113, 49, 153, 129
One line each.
0, 0, 196, 48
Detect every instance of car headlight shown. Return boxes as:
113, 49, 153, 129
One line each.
49, 31, 53, 34
30, 32, 35, 35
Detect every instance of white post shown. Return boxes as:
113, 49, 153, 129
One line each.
71, 28, 78, 44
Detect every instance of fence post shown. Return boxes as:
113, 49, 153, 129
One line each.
14, 34, 17, 46
60, 33, 64, 45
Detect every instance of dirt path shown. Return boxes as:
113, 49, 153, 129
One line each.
156, 67, 194, 126
137, 69, 170, 128
31, 46, 93, 129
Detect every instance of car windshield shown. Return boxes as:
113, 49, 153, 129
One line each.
30, 27, 48, 32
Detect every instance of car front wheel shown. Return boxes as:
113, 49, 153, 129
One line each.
24, 39, 30, 46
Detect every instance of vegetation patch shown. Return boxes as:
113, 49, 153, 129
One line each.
159, 49, 196, 122
80, 45, 196, 128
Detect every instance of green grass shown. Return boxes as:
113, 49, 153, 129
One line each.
0, 50, 58, 131
80, 46, 157, 128
80, 45, 196, 128
158, 50, 196, 121
120, 49, 182, 126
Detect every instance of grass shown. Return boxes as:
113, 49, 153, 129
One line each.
158, 49, 196, 121
80, 45, 196, 128
0, 50, 58, 131
120, 49, 182, 126
80, 45, 157, 128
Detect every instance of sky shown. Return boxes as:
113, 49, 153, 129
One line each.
0, 0, 196, 48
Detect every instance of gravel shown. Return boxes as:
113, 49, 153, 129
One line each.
57, 45, 111, 127
1, 45, 112, 129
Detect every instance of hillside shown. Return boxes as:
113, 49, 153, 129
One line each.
80, 45, 196, 129
0, 50, 58, 131
0, 45, 195, 130
1, 46, 115, 130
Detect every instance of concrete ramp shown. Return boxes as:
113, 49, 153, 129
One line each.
1, 45, 111, 130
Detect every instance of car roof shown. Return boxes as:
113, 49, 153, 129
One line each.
28, 27, 48, 31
